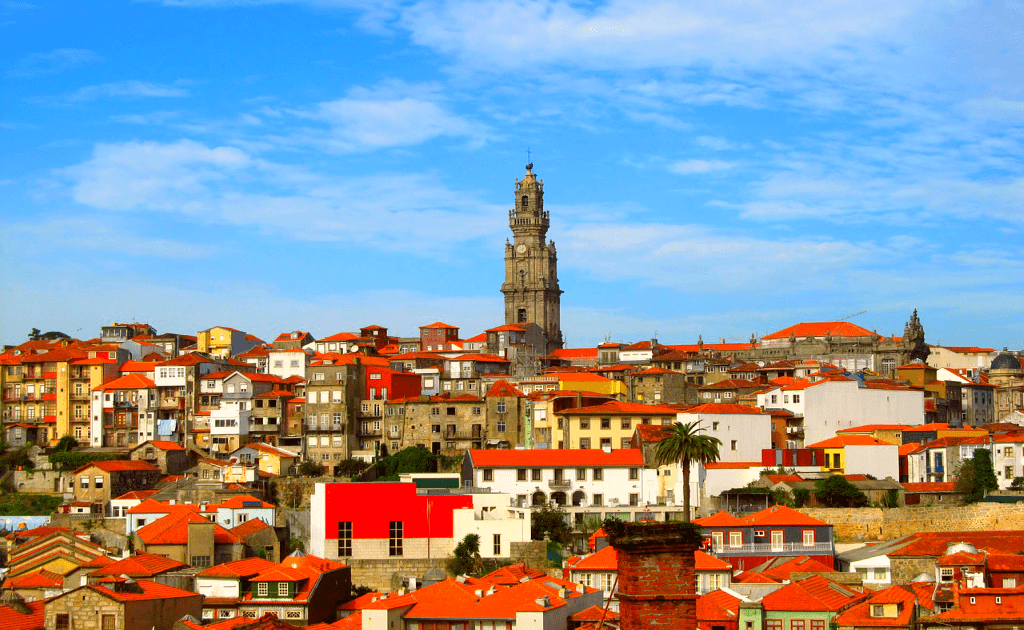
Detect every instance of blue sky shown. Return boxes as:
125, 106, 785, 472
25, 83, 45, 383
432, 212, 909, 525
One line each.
2, 0, 1022, 350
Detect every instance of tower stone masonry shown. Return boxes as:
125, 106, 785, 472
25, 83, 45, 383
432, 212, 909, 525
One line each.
501, 163, 563, 352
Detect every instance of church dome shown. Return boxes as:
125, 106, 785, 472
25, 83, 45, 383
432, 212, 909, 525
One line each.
991, 352, 1023, 371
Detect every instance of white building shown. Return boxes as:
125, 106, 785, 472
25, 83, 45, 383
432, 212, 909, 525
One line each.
677, 403, 773, 463
756, 378, 924, 446
462, 448, 659, 512
268, 349, 309, 380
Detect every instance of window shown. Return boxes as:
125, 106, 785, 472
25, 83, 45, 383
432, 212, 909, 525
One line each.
531, 469, 542, 481
80, 475, 89, 489
793, 395, 800, 403
517, 468, 527, 481
431, 408, 440, 416
600, 437, 612, 448
1003, 578, 1017, 588
621, 418, 631, 430
473, 406, 482, 415
600, 418, 611, 429
629, 468, 639, 480
191, 555, 211, 567
592, 493, 603, 506
767, 620, 782, 630
258, 582, 269, 596
56, 614, 70, 630
621, 438, 631, 449
771, 530, 784, 551
337, 521, 352, 557
593, 468, 603, 480
482, 468, 493, 481
497, 419, 506, 432
811, 621, 824, 630
580, 418, 590, 429
873, 568, 887, 581
389, 521, 403, 556
493, 533, 501, 555
278, 582, 288, 595
101, 615, 116, 630
939, 567, 954, 582
711, 532, 724, 552
729, 531, 742, 548
731, 440, 737, 451
580, 438, 591, 449
791, 621, 805, 630
496, 402, 507, 413
629, 493, 639, 506
802, 530, 815, 546
577, 468, 587, 481
95, 475, 104, 489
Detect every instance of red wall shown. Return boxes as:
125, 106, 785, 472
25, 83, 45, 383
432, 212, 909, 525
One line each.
323, 483, 472, 540
365, 368, 421, 401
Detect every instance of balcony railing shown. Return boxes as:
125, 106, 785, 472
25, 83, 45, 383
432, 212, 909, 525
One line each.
710, 541, 833, 556
548, 479, 571, 489
159, 398, 185, 410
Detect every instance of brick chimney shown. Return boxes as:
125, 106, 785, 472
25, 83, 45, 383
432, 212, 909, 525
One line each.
607, 521, 701, 630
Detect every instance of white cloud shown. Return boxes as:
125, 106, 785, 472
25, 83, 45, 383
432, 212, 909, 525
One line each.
65, 81, 190, 102
56, 139, 505, 255
302, 82, 489, 152
667, 159, 735, 175
695, 136, 737, 151
7, 48, 102, 77
7, 217, 216, 258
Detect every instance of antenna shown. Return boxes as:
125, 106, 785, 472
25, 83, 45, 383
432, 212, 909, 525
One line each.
527, 147, 531, 164
838, 309, 867, 321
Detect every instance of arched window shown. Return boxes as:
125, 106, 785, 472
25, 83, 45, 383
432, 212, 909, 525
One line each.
521, 195, 529, 208
518, 308, 528, 323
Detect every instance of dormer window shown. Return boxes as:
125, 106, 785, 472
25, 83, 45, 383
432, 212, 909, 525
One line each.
871, 605, 884, 617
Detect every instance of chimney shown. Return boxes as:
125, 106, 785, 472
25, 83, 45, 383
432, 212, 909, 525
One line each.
608, 521, 701, 630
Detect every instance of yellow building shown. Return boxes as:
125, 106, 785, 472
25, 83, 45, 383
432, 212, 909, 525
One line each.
549, 371, 627, 399
807, 435, 894, 472
556, 400, 679, 450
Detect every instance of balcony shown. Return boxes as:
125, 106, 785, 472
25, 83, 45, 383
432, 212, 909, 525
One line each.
710, 541, 833, 556
114, 400, 137, 409
159, 397, 185, 410
548, 479, 571, 489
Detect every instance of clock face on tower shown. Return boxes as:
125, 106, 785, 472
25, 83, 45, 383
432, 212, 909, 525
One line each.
516, 244, 527, 253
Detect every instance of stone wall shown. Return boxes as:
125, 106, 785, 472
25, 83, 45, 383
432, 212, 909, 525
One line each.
797, 504, 1024, 541
9, 469, 66, 493
344, 540, 548, 592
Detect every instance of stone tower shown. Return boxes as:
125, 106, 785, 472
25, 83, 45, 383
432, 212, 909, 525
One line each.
903, 309, 929, 363
501, 163, 563, 351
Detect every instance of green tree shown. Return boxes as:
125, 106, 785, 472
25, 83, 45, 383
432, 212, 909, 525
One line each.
446, 534, 483, 576
814, 475, 869, 507
956, 449, 999, 502
792, 488, 811, 508
655, 421, 722, 518
882, 488, 901, 508
54, 435, 77, 453
531, 502, 572, 544
297, 460, 325, 477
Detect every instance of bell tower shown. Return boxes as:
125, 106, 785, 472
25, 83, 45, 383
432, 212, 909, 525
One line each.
501, 163, 563, 351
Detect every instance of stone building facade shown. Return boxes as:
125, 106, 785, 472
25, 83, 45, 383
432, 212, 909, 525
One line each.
501, 164, 563, 353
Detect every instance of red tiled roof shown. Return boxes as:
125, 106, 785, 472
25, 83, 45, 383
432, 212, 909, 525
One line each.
763, 322, 878, 340
568, 545, 616, 571
835, 584, 920, 627
560, 400, 678, 416
0, 599, 44, 630
87, 579, 200, 602
89, 552, 188, 577
469, 448, 643, 468
695, 549, 732, 571
807, 435, 895, 448
683, 403, 767, 415
72, 460, 160, 474
2, 568, 64, 589
484, 380, 525, 398
888, 532, 1024, 557
732, 571, 780, 584
742, 505, 829, 527
901, 482, 957, 493
692, 510, 747, 527
703, 461, 762, 470
136, 511, 241, 545
550, 348, 599, 359
837, 424, 915, 433
761, 575, 863, 612
139, 440, 185, 451
93, 373, 155, 391
698, 588, 742, 623
635, 424, 675, 443
758, 556, 834, 581
230, 518, 272, 539
420, 321, 458, 329
196, 556, 278, 578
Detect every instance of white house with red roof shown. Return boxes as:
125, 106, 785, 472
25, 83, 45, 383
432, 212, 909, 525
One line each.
806, 435, 900, 479
693, 505, 835, 571
267, 348, 309, 380
678, 403, 774, 463
88, 373, 157, 448
463, 448, 664, 519
756, 378, 924, 448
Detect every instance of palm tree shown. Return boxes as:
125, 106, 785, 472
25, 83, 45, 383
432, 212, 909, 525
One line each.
655, 421, 722, 520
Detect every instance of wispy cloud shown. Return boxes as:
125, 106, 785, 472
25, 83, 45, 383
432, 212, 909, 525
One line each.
7, 217, 216, 258
7, 48, 103, 77
55, 138, 505, 255
65, 80, 190, 102
294, 81, 490, 152
667, 159, 735, 175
